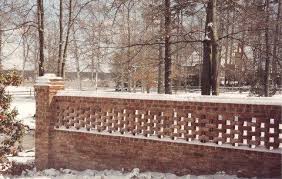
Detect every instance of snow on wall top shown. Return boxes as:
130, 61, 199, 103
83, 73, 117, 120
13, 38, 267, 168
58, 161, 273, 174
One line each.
35, 73, 63, 86
56, 90, 282, 106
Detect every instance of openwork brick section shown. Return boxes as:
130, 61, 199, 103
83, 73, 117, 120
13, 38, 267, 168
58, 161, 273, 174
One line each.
54, 96, 282, 150
34, 74, 282, 178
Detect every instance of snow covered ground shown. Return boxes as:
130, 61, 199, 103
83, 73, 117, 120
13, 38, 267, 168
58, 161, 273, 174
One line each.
7, 86, 36, 130
4, 149, 251, 178
3, 165, 252, 179
4, 148, 251, 178
7, 149, 35, 165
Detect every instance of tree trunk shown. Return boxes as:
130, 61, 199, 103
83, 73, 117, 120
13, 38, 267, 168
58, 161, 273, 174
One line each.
91, 50, 95, 86
272, 0, 281, 88
72, 27, 81, 90
133, 76, 136, 92
198, 18, 204, 88
201, 1, 213, 95
95, 27, 102, 91
157, 17, 164, 94
211, 0, 219, 95
57, 0, 63, 76
164, 0, 172, 94
33, 43, 39, 82
174, 11, 181, 94
22, 35, 29, 82
224, 45, 229, 85
229, 12, 235, 64
127, 3, 132, 92
201, 40, 212, 95
201, 0, 219, 95
60, 0, 73, 78
0, 25, 2, 71
158, 43, 163, 94
37, 0, 45, 76
95, 49, 99, 91
264, 0, 270, 97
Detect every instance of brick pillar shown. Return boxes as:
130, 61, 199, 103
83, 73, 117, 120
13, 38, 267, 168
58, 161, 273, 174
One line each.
34, 74, 64, 170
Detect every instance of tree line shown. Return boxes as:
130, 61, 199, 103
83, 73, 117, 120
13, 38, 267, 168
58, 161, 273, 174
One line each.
0, 0, 281, 96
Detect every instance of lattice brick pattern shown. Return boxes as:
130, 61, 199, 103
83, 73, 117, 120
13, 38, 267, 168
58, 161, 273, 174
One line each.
54, 105, 282, 150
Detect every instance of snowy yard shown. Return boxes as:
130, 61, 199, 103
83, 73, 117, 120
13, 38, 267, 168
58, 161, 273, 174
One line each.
3, 164, 251, 179
4, 149, 248, 179
7, 86, 36, 130
7, 150, 35, 165
4, 148, 252, 178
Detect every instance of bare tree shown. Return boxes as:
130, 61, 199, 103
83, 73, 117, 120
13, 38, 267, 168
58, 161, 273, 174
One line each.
0, 24, 2, 70
201, 0, 219, 95
263, 0, 270, 96
22, 30, 30, 81
57, 0, 63, 76
72, 25, 82, 90
60, 0, 73, 78
164, 0, 172, 94
37, 0, 45, 76
271, 0, 281, 91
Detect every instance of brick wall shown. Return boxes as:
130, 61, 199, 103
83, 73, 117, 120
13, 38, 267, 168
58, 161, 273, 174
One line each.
53, 96, 282, 150
35, 74, 282, 178
49, 130, 281, 178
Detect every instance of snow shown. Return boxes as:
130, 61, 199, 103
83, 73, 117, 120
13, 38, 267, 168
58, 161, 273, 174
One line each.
35, 73, 62, 86
204, 35, 211, 40
2, 149, 251, 179
57, 90, 282, 106
207, 22, 213, 27
7, 149, 35, 165
7, 86, 36, 130
2, 167, 251, 179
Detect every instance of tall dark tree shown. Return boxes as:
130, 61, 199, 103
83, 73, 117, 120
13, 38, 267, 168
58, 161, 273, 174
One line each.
271, 0, 281, 93
211, 0, 219, 95
60, 0, 73, 78
0, 24, 2, 71
201, 0, 219, 95
164, 0, 172, 94
57, 0, 63, 76
264, 0, 270, 97
37, 0, 45, 76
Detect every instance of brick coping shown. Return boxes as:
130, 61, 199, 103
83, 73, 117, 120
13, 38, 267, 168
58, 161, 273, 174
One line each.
56, 90, 282, 106
55, 127, 282, 154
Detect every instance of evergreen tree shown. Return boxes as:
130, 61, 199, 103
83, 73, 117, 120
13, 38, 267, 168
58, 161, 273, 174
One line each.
0, 71, 25, 169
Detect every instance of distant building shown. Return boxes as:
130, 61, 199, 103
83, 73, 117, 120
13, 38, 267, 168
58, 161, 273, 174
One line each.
223, 51, 249, 86
170, 51, 201, 88
181, 64, 201, 86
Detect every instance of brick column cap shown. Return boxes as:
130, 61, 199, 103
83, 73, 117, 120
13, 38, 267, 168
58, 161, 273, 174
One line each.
35, 73, 63, 86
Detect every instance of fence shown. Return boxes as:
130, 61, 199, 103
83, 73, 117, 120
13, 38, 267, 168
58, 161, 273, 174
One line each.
34, 74, 282, 178
7, 88, 35, 96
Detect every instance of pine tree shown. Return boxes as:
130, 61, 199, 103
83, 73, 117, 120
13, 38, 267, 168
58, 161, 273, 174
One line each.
0, 71, 25, 168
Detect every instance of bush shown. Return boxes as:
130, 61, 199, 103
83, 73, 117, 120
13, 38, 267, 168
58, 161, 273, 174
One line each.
0, 71, 25, 165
